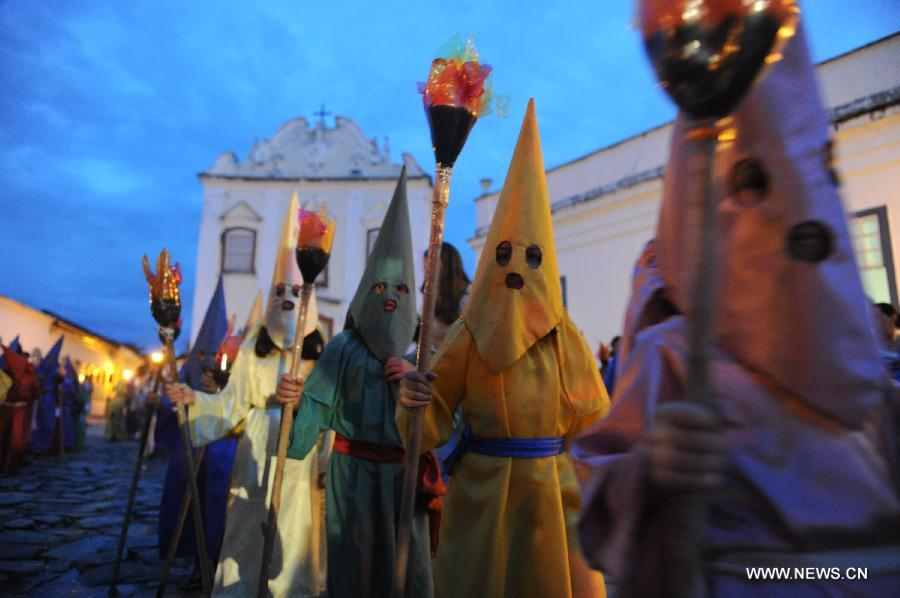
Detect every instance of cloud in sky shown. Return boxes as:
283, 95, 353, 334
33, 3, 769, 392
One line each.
1, 0, 897, 351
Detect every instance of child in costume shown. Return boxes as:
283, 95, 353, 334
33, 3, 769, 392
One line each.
168, 195, 326, 597
398, 100, 610, 598
280, 167, 438, 598
573, 26, 900, 597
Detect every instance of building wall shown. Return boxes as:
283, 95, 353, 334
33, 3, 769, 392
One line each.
835, 110, 900, 302
0, 295, 144, 417
471, 33, 900, 358
191, 176, 433, 341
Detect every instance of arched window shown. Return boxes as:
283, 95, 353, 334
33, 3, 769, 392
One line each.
221, 227, 256, 273
318, 315, 334, 340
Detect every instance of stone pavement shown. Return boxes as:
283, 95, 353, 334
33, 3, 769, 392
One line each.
1, 421, 614, 598
0, 421, 200, 597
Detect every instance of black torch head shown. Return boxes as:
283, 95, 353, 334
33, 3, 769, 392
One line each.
428, 104, 477, 167
151, 297, 181, 329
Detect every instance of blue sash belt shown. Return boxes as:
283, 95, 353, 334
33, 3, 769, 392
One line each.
444, 426, 565, 475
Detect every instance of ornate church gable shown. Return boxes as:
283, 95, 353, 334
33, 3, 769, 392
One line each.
204, 116, 426, 180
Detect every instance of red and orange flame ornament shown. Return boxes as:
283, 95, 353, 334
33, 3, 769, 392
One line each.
297, 208, 335, 251
142, 249, 183, 328
296, 207, 336, 284
420, 36, 493, 115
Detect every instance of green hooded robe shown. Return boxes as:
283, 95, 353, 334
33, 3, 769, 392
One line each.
287, 167, 433, 598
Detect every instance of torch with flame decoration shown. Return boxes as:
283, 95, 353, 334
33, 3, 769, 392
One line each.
257, 205, 335, 598
143, 250, 182, 330
393, 36, 495, 597
139, 249, 212, 597
212, 315, 237, 388
636, 2, 798, 597
420, 36, 494, 168
111, 314, 181, 596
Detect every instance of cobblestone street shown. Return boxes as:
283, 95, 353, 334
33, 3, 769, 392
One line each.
0, 421, 200, 597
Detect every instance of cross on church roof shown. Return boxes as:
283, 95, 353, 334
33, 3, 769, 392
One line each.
314, 104, 332, 127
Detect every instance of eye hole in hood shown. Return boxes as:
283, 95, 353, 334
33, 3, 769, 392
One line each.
729, 157, 770, 208
525, 244, 542, 269
496, 241, 512, 267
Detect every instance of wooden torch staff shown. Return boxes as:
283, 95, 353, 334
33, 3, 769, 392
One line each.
56, 384, 65, 458
257, 282, 314, 598
663, 121, 722, 598
157, 445, 207, 597
310, 430, 333, 590
161, 333, 213, 597
393, 165, 450, 598
110, 365, 164, 596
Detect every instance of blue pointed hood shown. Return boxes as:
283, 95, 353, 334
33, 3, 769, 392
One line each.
37, 336, 63, 377
62, 357, 78, 397
8, 335, 21, 354
184, 276, 229, 390
65, 357, 76, 383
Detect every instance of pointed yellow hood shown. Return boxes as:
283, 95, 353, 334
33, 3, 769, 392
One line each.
465, 99, 563, 372
270, 191, 303, 290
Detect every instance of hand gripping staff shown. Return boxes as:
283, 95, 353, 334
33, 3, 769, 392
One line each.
142, 250, 212, 597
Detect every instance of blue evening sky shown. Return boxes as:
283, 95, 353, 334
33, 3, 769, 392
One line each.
1, 1, 897, 350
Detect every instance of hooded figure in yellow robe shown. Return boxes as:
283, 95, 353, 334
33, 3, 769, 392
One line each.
397, 99, 610, 598
169, 194, 327, 597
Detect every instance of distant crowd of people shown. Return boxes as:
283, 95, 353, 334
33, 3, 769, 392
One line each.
0, 337, 92, 474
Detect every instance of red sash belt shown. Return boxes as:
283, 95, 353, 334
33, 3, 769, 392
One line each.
333, 432, 404, 463
332, 433, 447, 555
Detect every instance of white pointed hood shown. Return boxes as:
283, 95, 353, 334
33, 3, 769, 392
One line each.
264, 192, 318, 350
657, 26, 884, 426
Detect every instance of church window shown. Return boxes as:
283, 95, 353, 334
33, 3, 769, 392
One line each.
851, 207, 897, 305
221, 227, 256, 274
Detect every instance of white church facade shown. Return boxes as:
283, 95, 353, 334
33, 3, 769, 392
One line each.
191, 115, 433, 341
471, 33, 900, 355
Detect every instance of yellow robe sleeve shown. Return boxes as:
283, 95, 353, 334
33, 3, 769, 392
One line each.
557, 314, 610, 442
0, 370, 11, 403
396, 318, 471, 454
188, 344, 253, 446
